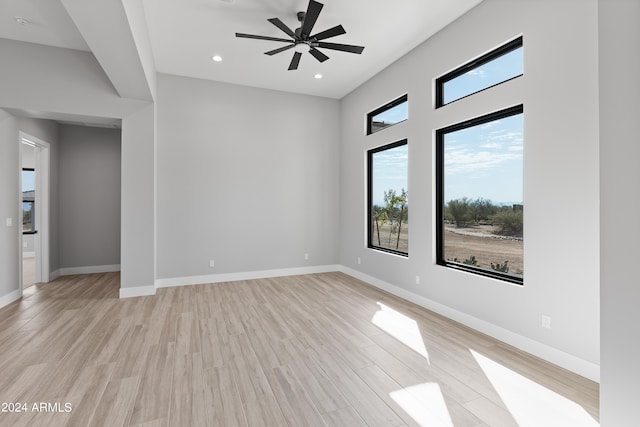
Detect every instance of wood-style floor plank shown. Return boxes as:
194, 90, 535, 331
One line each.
0, 271, 599, 426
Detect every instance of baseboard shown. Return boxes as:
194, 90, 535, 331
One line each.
119, 285, 156, 299
155, 264, 341, 288
59, 264, 121, 276
0, 289, 22, 309
49, 269, 60, 281
22, 252, 35, 258
339, 266, 600, 383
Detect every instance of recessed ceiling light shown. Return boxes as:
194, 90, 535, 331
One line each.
212, 55, 222, 62
14, 16, 30, 26
314, 74, 323, 79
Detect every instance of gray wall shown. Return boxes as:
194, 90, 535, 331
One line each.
339, 0, 600, 371
0, 39, 155, 291
156, 74, 340, 279
59, 125, 121, 269
599, 0, 640, 425
0, 112, 61, 296
0, 110, 20, 298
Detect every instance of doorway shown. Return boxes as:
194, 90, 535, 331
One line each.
19, 133, 50, 293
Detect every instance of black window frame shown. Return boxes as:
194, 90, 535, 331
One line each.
367, 139, 409, 257
366, 94, 408, 135
435, 104, 524, 285
22, 167, 37, 235
435, 36, 523, 108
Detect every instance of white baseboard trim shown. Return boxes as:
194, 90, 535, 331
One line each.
49, 269, 60, 281
339, 266, 600, 383
119, 285, 156, 299
0, 289, 22, 309
155, 264, 341, 288
59, 264, 121, 276
22, 252, 35, 258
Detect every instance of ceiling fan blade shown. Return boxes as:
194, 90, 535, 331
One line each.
288, 51, 302, 70
265, 44, 295, 56
268, 18, 296, 39
309, 47, 329, 62
317, 41, 365, 54
301, 0, 323, 37
236, 33, 292, 43
311, 25, 345, 41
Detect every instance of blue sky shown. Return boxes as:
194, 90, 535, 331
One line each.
444, 114, 523, 204
371, 145, 408, 206
372, 101, 408, 128
22, 170, 35, 192
443, 46, 523, 104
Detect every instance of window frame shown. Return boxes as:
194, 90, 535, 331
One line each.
435, 36, 523, 108
367, 139, 409, 257
366, 94, 408, 135
22, 167, 37, 234
435, 104, 524, 284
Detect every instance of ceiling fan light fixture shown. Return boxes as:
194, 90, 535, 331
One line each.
294, 43, 310, 53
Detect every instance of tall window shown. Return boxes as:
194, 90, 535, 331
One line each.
22, 168, 36, 233
368, 140, 409, 255
436, 36, 523, 107
436, 106, 523, 283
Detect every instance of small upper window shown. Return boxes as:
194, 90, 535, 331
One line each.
436, 36, 523, 107
367, 95, 408, 135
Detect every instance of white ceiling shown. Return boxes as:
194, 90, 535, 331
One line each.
1, 0, 483, 100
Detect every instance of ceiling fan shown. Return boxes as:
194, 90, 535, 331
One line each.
235, 0, 365, 71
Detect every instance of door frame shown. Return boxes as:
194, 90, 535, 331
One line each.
19, 132, 50, 291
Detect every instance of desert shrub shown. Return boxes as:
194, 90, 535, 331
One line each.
492, 209, 523, 236
445, 197, 472, 226
491, 260, 510, 273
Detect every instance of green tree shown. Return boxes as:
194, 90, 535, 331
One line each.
372, 206, 388, 246
446, 197, 472, 227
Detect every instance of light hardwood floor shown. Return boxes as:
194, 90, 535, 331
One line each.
22, 257, 36, 289
0, 272, 598, 426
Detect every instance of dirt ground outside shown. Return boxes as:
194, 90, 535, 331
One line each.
371, 222, 408, 253
444, 224, 523, 275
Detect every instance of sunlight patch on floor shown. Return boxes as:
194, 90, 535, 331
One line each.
470, 349, 599, 427
390, 382, 453, 427
372, 302, 429, 363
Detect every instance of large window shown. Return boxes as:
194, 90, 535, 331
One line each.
22, 168, 36, 233
367, 95, 408, 135
436, 36, 523, 107
436, 105, 523, 283
368, 140, 409, 256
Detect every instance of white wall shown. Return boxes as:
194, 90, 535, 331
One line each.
155, 74, 340, 280
339, 0, 600, 378
59, 125, 121, 270
599, 0, 640, 425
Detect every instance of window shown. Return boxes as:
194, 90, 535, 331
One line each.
436, 105, 523, 283
22, 168, 36, 233
436, 36, 523, 107
368, 140, 409, 256
367, 95, 408, 135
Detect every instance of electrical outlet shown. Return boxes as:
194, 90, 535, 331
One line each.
209, 259, 215, 268
357, 257, 361, 265
416, 276, 421, 285
6, 217, 12, 227
304, 253, 309, 260
541, 315, 551, 329
23, 241, 28, 248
